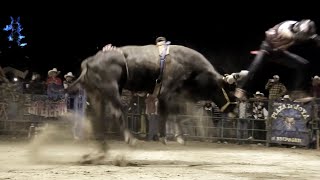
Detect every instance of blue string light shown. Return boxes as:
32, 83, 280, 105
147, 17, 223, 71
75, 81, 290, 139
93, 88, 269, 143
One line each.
3, 16, 27, 47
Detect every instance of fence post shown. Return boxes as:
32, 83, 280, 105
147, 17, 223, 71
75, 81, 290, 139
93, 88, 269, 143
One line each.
316, 129, 319, 150
266, 99, 273, 147
311, 99, 319, 150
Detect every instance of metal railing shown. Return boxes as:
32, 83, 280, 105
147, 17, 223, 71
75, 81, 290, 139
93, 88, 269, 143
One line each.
0, 91, 319, 149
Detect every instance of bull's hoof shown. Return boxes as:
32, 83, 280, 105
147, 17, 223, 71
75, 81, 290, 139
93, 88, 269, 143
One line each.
128, 137, 138, 147
159, 137, 167, 145
176, 135, 186, 145
80, 153, 106, 164
124, 130, 138, 147
124, 131, 130, 144
82, 154, 90, 159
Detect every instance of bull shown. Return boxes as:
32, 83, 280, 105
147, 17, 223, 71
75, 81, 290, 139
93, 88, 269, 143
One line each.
70, 41, 237, 162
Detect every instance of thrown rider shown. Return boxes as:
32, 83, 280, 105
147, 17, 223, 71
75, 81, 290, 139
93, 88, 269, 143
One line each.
235, 19, 320, 102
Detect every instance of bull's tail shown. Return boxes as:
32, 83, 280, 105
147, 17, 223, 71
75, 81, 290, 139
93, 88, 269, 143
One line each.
67, 61, 88, 91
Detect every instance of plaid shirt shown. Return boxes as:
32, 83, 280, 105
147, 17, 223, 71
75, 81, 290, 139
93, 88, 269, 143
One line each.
265, 82, 287, 99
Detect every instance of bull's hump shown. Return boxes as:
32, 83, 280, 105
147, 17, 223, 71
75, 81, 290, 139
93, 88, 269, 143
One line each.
119, 45, 158, 66
120, 45, 157, 52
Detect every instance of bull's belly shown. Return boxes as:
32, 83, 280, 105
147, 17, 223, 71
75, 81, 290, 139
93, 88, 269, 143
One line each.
123, 78, 157, 93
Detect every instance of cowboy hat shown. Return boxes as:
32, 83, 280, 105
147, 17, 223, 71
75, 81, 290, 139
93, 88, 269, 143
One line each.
281, 95, 291, 101
48, 68, 60, 76
64, 72, 75, 79
313, 75, 320, 80
273, 75, 279, 79
254, 91, 264, 97
283, 95, 290, 99
156, 36, 166, 44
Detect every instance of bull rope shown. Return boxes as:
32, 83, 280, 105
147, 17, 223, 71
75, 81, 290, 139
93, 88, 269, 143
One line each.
153, 41, 171, 96
220, 88, 237, 112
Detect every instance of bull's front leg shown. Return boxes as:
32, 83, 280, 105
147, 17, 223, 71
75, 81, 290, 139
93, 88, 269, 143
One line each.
158, 97, 185, 145
158, 99, 169, 145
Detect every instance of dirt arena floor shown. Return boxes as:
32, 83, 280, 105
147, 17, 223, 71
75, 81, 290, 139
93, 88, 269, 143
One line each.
0, 137, 319, 180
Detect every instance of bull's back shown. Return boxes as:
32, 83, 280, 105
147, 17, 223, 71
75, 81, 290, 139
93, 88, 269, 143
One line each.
121, 44, 216, 73
119, 45, 221, 92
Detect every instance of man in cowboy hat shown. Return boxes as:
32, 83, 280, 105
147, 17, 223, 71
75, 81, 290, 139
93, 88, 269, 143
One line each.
63, 72, 75, 90
252, 91, 268, 142
64, 72, 77, 109
47, 68, 62, 85
46, 68, 63, 99
236, 94, 252, 145
63, 71, 85, 140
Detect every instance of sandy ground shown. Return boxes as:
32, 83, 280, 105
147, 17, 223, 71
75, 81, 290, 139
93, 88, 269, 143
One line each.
0, 137, 319, 180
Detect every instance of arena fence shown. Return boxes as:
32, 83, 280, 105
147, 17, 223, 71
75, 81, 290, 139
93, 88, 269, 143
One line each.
0, 92, 319, 149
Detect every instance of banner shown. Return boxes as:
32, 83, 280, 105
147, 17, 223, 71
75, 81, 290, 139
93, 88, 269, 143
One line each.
270, 101, 312, 146
28, 95, 67, 118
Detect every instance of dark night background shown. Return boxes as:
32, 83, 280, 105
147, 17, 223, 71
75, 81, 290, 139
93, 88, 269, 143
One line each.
1, 8, 320, 94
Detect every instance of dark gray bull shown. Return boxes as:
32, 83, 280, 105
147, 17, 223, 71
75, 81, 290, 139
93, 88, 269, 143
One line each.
71, 44, 236, 155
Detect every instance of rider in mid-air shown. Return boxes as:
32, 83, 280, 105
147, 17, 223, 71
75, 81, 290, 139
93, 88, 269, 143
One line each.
235, 19, 320, 101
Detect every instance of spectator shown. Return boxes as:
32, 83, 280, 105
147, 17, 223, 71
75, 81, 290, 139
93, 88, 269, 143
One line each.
26, 72, 45, 94
64, 72, 76, 109
237, 95, 252, 144
251, 91, 268, 142
63, 72, 75, 90
46, 68, 64, 100
195, 101, 214, 141
265, 75, 287, 100
311, 75, 320, 98
145, 93, 159, 141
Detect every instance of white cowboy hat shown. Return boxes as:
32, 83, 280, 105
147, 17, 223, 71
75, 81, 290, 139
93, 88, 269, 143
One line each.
313, 75, 320, 80
48, 68, 60, 76
254, 91, 264, 97
64, 72, 75, 79
282, 95, 291, 100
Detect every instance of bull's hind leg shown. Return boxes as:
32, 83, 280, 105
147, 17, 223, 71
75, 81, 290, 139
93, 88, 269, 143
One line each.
102, 81, 138, 147
108, 96, 138, 146
80, 90, 108, 164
